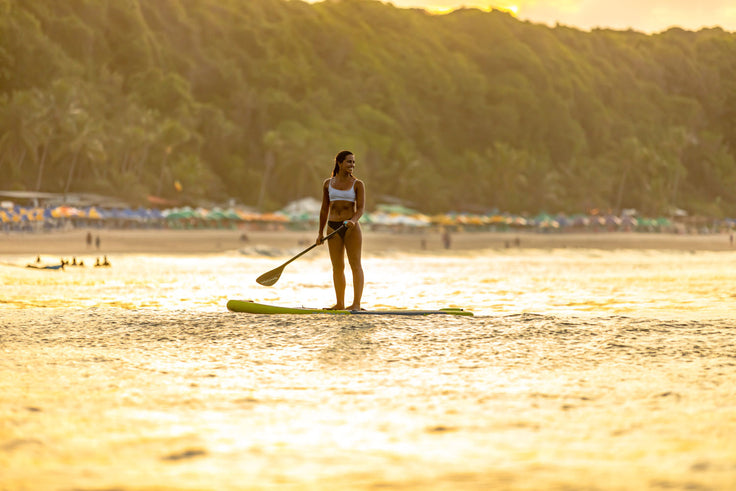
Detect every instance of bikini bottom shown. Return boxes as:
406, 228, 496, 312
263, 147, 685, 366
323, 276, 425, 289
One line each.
327, 220, 347, 239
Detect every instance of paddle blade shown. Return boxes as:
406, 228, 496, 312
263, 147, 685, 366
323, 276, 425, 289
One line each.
255, 227, 342, 286
256, 267, 283, 286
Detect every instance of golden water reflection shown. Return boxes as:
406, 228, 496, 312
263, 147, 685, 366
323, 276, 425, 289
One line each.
1, 249, 734, 318
1, 249, 735, 489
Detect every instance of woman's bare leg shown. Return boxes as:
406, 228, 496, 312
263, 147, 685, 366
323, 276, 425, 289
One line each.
327, 232, 346, 310
344, 225, 363, 310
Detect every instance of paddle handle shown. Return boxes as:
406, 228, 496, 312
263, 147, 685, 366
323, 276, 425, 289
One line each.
321, 222, 346, 243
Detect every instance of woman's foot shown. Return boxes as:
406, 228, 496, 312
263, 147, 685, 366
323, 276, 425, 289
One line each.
346, 304, 365, 311
325, 304, 344, 310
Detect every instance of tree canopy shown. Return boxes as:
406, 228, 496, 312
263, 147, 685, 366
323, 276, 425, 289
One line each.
2, 0, 735, 216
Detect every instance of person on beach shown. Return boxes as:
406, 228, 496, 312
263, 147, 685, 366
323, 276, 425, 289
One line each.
316, 150, 365, 311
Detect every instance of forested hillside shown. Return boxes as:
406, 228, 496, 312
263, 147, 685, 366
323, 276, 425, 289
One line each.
2, 0, 736, 215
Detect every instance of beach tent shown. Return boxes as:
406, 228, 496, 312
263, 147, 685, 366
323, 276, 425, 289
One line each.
282, 197, 322, 216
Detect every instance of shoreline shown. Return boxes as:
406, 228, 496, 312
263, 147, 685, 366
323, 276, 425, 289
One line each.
1, 228, 735, 256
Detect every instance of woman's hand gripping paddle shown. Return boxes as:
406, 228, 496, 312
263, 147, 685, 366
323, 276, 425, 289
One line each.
256, 224, 346, 286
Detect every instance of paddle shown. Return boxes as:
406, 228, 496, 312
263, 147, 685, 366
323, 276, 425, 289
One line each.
256, 223, 346, 286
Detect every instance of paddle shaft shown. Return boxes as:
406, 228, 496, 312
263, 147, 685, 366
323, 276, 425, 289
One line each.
282, 224, 344, 268
256, 223, 345, 285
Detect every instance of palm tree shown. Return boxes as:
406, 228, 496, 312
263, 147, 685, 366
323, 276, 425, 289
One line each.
0, 91, 38, 185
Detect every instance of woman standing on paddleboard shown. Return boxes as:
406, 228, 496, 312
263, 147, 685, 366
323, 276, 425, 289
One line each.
317, 150, 365, 311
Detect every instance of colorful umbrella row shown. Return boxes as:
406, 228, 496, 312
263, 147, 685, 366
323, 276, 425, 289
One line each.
0, 205, 165, 223
0, 207, 57, 223
425, 212, 677, 230
162, 207, 289, 222
2, 203, 730, 232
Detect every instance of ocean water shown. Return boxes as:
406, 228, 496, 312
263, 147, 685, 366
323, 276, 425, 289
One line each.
1, 247, 735, 490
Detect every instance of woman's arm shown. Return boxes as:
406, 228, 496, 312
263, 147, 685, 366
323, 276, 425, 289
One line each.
316, 179, 331, 243
347, 180, 365, 227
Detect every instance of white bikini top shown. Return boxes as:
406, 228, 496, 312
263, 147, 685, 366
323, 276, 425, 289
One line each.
328, 179, 356, 202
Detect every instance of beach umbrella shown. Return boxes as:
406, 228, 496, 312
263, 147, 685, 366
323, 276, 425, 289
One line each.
534, 212, 559, 229
431, 214, 456, 226
51, 205, 83, 218
369, 212, 392, 226
404, 215, 431, 227
454, 214, 470, 225
22, 207, 41, 221
590, 215, 606, 226
376, 204, 420, 215
654, 217, 672, 230
223, 208, 241, 221
108, 208, 124, 219
413, 213, 431, 225
193, 207, 209, 219
605, 215, 622, 227
466, 215, 484, 226
206, 208, 226, 221
163, 207, 196, 220
554, 214, 571, 228
289, 211, 314, 223
132, 207, 154, 221
723, 218, 736, 229
235, 209, 258, 221
260, 212, 289, 223
113, 208, 136, 221
635, 218, 651, 230
508, 216, 528, 227
571, 215, 590, 227
621, 215, 638, 227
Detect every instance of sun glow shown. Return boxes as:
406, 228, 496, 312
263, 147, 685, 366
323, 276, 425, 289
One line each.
425, 5, 456, 14
423, 3, 517, 16
302, 0, 736, 32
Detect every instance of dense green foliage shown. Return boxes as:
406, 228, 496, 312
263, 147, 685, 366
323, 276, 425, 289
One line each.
2, 0, 736, 215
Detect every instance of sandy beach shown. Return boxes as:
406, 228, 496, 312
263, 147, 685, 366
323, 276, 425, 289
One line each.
1, 227, 735, 256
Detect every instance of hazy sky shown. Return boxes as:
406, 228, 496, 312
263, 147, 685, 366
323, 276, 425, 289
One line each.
307, 1, 736, 33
